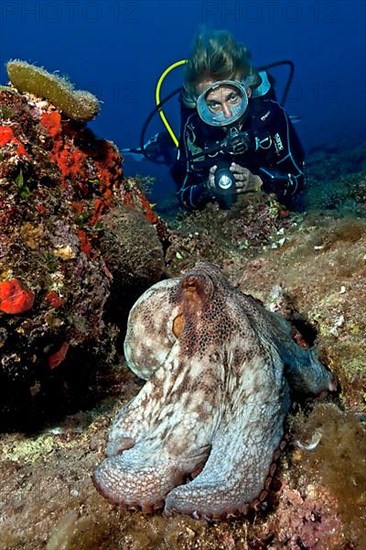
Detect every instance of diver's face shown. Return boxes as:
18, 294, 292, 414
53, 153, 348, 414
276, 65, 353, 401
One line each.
205, 84, 242, 119
196, 80, 252, 120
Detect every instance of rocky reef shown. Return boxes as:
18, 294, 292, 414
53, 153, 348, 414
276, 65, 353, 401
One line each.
303, 142, 366, 213
0, 66, 165, 429
0, 61, 365, 549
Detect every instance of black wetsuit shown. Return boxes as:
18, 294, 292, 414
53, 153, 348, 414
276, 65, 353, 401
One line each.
171, 92, 305, 210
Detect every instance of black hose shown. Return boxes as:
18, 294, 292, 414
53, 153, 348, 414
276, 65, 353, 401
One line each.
257, 60, 295, 106
139, 86, 182, 163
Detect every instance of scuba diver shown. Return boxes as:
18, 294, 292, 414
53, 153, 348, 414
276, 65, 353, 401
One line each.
132, 29, 305, 211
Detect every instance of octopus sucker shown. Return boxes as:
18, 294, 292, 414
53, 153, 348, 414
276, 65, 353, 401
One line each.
94, 262, 336, 519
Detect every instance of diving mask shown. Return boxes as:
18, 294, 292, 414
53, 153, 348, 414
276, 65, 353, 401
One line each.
196, 80, 249, 127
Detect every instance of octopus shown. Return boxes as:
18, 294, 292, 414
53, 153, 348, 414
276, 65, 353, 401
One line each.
93, 262, 336, 519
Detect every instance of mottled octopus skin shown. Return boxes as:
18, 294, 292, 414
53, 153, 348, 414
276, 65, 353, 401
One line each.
93, 262, 335, 519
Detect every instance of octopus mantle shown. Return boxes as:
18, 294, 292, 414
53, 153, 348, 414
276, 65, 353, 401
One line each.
93, 263, 335, 519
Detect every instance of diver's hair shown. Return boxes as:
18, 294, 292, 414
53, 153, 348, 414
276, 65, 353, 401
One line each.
183, 29, 261, 108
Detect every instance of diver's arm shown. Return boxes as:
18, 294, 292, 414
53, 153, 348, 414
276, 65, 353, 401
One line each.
171, 110, 216, 209
179, 181, 213, 209
258, 167, 303, 200
171, 161, 214, 209
255, 100, 305, 203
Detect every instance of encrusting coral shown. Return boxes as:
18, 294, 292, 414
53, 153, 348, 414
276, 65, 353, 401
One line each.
6, 60, 100, 121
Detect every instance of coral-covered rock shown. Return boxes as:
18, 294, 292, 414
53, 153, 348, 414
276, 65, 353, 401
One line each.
99, 206, 165, 289
0, 82, 164, 429
165, 193, 290, 275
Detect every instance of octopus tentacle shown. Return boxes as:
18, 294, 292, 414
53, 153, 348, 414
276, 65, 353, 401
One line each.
164, 351, 289, 518
96, 346, 225, 507
93, 446, 186, 510
106, 341, 223, 456
94, 434, 212, 509
104, 378, 158, 456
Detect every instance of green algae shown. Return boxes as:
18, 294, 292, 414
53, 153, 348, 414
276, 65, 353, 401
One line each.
1, 434, 58, 463
6, 60, 100, 121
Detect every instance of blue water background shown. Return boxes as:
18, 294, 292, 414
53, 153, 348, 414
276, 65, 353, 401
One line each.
1, 0, 365, 207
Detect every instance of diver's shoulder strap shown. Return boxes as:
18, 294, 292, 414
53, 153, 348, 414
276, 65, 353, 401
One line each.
251, 71, 271, 98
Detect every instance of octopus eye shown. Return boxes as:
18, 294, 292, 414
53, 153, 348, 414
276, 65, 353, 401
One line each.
172, 313, 184, 337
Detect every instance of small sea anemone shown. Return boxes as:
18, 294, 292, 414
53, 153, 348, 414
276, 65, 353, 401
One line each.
0, 278, 35, 314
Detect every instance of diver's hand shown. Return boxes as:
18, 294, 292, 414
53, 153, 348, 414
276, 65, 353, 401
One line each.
205, 165, 218, 193
229, 162, 263, 193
